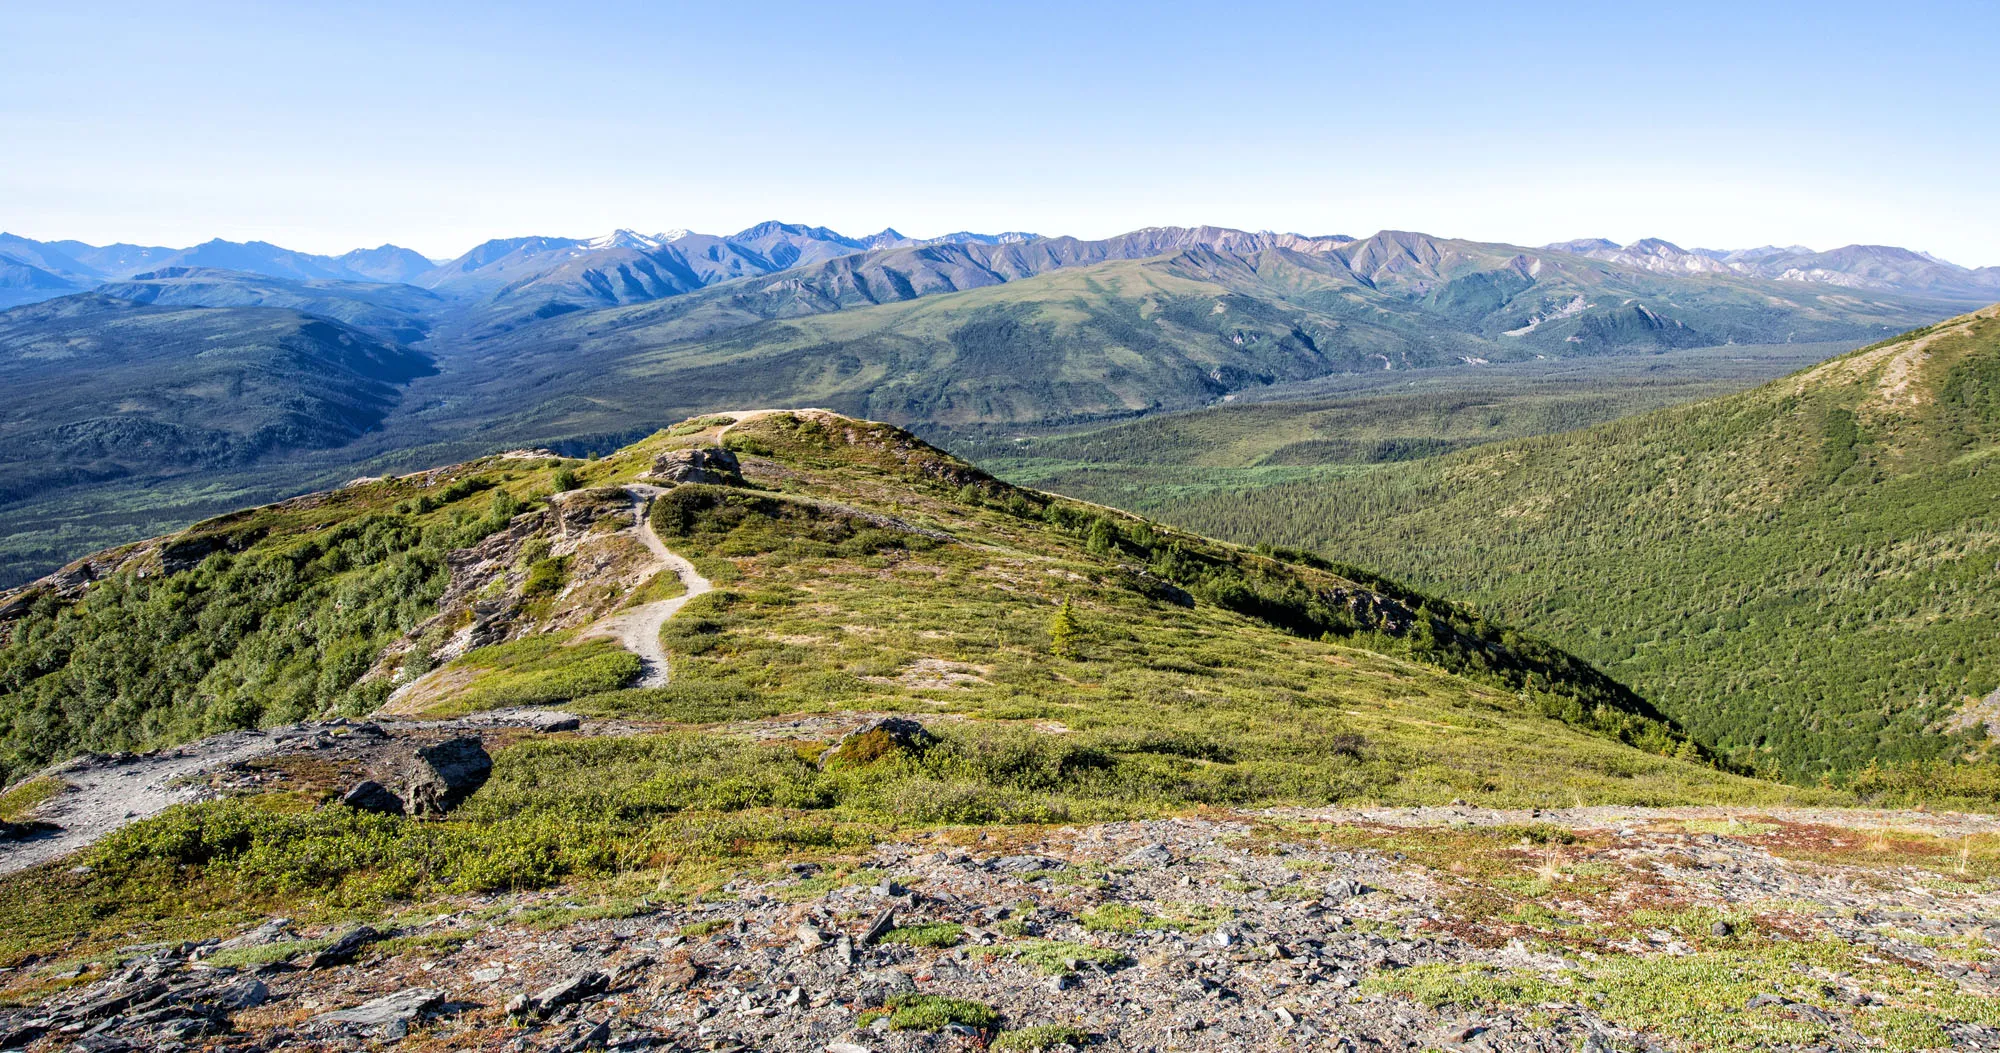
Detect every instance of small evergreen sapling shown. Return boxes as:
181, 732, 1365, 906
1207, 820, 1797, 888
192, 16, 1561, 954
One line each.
1048, 598, 1080, 659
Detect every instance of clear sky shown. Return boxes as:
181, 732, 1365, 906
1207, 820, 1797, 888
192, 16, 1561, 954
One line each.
3, 1, 1996, 264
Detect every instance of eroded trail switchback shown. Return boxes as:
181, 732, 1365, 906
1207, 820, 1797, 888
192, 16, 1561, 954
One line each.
578, 484, 714, 688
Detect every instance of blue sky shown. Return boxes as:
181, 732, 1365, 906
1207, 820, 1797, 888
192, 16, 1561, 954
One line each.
3, 1, 1996, 264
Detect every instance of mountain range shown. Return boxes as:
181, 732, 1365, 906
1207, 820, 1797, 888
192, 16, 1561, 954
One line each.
6, 223, 1995, 317
0, 224, 1052, 310
1545, 237, 2000, 301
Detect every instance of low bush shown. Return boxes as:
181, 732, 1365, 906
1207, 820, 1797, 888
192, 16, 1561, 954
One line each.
879, 922, 964, 948
992, 940, 1130, 976
994, 1025, 1093, 1051
881, 993, 997, 1031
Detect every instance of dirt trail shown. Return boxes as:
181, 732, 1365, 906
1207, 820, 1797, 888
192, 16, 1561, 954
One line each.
578, 485, 713, 688
0, 729, 289, 875
0, 708, 579, 876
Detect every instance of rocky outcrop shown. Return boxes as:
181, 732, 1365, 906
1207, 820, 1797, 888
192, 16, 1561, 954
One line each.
402, 736, 492, 816
818, 717, 937, 767
306, 926, 384, 970
338, 779, 405, 815
314, 987, 444, 1039
12, 806, 2000, 1051
648, 446, 743, 485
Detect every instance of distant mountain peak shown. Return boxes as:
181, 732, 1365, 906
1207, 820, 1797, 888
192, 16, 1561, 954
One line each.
585, 229, 671, 252
920, 230, 1046, 247
1544, 238, 1622, 253
731, 220, 858, 245
1625, 237, 1692, 255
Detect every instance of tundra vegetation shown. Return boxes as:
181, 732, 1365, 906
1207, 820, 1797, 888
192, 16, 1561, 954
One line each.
0, 410, 1824, 962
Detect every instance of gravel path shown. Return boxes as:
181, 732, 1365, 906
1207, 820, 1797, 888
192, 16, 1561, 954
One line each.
580, 485, 713, 689
0, 728, 291, 875
0, 708, 583, 876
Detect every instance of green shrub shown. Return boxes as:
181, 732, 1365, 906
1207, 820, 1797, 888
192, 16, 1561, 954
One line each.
883, 993, 998, 1031
200, 937, 329, 970
521, 556, 569, 598
1078, 904, 1156, 934
433, 636, 641, 715
0, 776, 61, 821
994, 940, 1129, 976
879, 922, 964, 948
995, 1025, 1093, 1051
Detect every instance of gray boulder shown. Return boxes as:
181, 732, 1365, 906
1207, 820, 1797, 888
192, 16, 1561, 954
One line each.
306, 925, 382, 969
338, 780, 404, 816
402, 737, 492, 816
207, 977, 270, 1011
527, 970, 608, 1017
1121, 843, 1174, 868
216, 917, 293, 950
648, 446, 743, 485
315, 987, 443, 1039
987, 854, 1063, 874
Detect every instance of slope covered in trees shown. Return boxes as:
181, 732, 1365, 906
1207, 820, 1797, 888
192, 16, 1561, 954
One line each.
1143, 308, 2000, 778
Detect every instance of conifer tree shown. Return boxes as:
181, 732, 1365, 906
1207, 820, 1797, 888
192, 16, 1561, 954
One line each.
1049, 598, 1080, 659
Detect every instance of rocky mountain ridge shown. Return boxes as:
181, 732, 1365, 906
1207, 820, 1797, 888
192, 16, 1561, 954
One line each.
1548, 236, 2000, 300
9, 223, 1996, 316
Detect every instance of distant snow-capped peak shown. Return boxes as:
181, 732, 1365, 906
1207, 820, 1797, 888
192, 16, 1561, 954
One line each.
581, 229, 693, 252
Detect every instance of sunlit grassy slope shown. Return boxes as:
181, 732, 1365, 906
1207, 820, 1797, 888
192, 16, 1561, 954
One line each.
0, 410, 1798, 809
0, 409, 1836, 967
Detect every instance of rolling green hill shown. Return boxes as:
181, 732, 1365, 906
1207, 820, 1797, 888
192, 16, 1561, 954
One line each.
1130, 307, 2000, 778
0, 410, 1761, 807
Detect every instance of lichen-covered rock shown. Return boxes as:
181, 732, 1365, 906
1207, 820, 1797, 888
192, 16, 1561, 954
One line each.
402, 737, 492, 816
817, 717, 937, 768
648, 446, 743, 486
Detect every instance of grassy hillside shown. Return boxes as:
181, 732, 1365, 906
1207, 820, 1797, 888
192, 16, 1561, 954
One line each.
1138, 308, 2000, 778
0, 410, 1783, 809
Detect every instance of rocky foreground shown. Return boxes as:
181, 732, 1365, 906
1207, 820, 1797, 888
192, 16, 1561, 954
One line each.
6, 796, 2000, 1052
